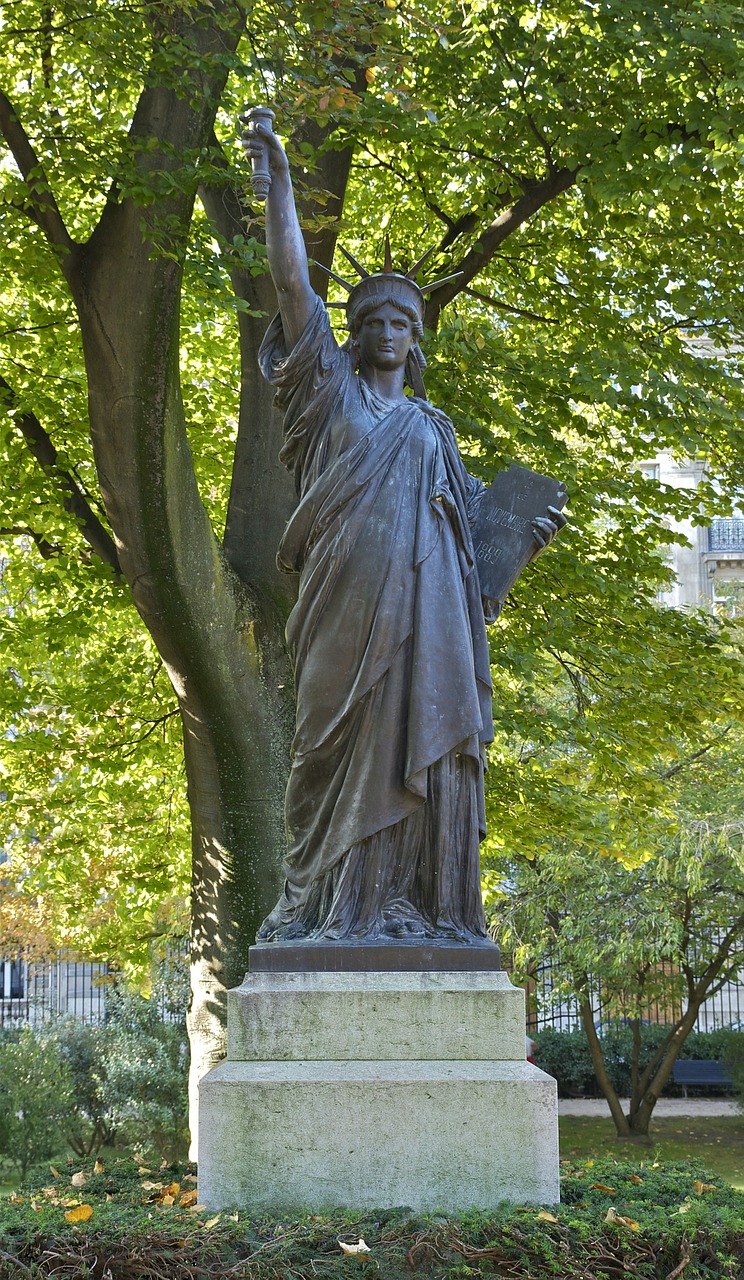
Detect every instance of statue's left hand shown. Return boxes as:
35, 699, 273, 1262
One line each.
530, 505, 567, 559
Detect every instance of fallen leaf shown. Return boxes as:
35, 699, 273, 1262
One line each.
536, 1210, 559, 1223
188, 1204, 208, 1213
141, 1181, 164, 1192
605, 1207, 640, 1231
93, 1159, 104, 1175
182, 1173, 198, 1184
137, 1167, 152, 1175
674, 1198, 692, 1215
628, 1174, 643, 1185
49, 1166, 61, 1179
204, 1214, 221, 1229
179, 1190, 199, 1207
339, 1238, 371, 1255
590, 1182, 616, 1195
65, 1204, 94, 1223
161, 1195, 175, 1206
71, 1172, 87, 1188
163, 1181, 180, 1197
693, 1181, 716, 1195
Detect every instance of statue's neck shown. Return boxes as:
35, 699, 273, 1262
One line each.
357, 361, 407, 403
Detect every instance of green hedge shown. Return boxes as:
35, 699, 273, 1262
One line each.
534, 1023, 743, 1097
1, 1153, 743, 1279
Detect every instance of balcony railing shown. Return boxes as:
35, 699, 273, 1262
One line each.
708, 517, 744, 553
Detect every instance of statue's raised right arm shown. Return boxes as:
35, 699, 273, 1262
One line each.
244, 122, 316, 351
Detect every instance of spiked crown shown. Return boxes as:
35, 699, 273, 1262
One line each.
314, 237, 461, 328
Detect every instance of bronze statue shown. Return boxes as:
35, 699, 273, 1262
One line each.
243, 117, 565, 945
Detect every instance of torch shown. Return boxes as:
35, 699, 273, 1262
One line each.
239, 106, 275, 201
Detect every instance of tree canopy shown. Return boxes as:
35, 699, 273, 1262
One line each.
1, 0, 744, 1134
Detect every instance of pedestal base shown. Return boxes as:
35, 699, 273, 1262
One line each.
198, 970, 559, 1212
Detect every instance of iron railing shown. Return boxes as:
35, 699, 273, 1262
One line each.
708, 517, 744, 553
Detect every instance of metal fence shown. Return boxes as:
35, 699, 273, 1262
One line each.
523, 953, 744, 1034
1, 954, 110, 1027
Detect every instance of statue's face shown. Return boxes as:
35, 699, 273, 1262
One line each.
357, 302, 414, 371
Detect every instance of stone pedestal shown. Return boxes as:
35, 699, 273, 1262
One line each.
198, 967, 559, 1212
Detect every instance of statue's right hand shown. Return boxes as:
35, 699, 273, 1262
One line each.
243, 123, 290, 178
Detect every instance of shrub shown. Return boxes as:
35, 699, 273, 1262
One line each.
94, 984, 189, 1162
534, 1023, 744, 1097
721, 1030, 744, 1108
0, 1028, 74, 1177
55, 1018, 117, 1156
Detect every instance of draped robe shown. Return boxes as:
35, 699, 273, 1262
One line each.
257, 297, 494, 941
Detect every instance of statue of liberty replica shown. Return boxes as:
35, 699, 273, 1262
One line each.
244, 114, 564, 950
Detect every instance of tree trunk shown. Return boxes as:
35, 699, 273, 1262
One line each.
578, 995, 632, 1138
48, 10, 301, 1151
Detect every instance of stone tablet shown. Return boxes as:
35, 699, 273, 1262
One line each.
472, 464, 568, 606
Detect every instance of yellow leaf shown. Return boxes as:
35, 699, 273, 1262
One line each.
536, 1210, 559, 1223
693, 1181, 716, 1194
188, 1204, 208, 1213
674, 1198, 692, 1215
204, 1214, 221, 1229
94, 1159, 104, 1175
65, 1204, 94, 1223
137, 1167, 152, 1175
590, 1183, 616, 1195
161, 1195, 175, 1207
179, 1190, 199, 1207
605, 1207, 639, 1231
365, 67, 378, 84
338, 1238, 372, 1255
49, 1166, 61, 1179
163, 1182, 180, 1197
628, 1174, 643, 1185
183, 1173, 198, 1184
71, 1172, 87, 1188
141, 1181, 163, 1192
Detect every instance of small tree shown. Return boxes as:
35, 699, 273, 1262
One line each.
492, 821, 744, 1139
56, 1019, 117, 1157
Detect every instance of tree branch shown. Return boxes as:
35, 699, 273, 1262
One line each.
0, 89, 74, 253
424, 166, 577, 328
660, 726, 733, 780
464, 285, 559, 325
0, 375, 121, 574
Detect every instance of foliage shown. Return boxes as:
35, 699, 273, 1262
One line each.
57, 977, 190, 1162
536, 1025, 744, 1099
0, 974, 188, 1165
93, 985, 190, 1163
722, 1033, 744, 1112
491, 751, 744, 1136
2, 1, 744, 1098
0, 1028, 74, 1178
1, 1155, 743, 1279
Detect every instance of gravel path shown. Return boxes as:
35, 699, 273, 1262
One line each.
559, 1098, 739, 1117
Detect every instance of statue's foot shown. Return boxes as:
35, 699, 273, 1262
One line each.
256, 898, 307, 943
384, 918, 429, 938
432, 917, 474, 943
